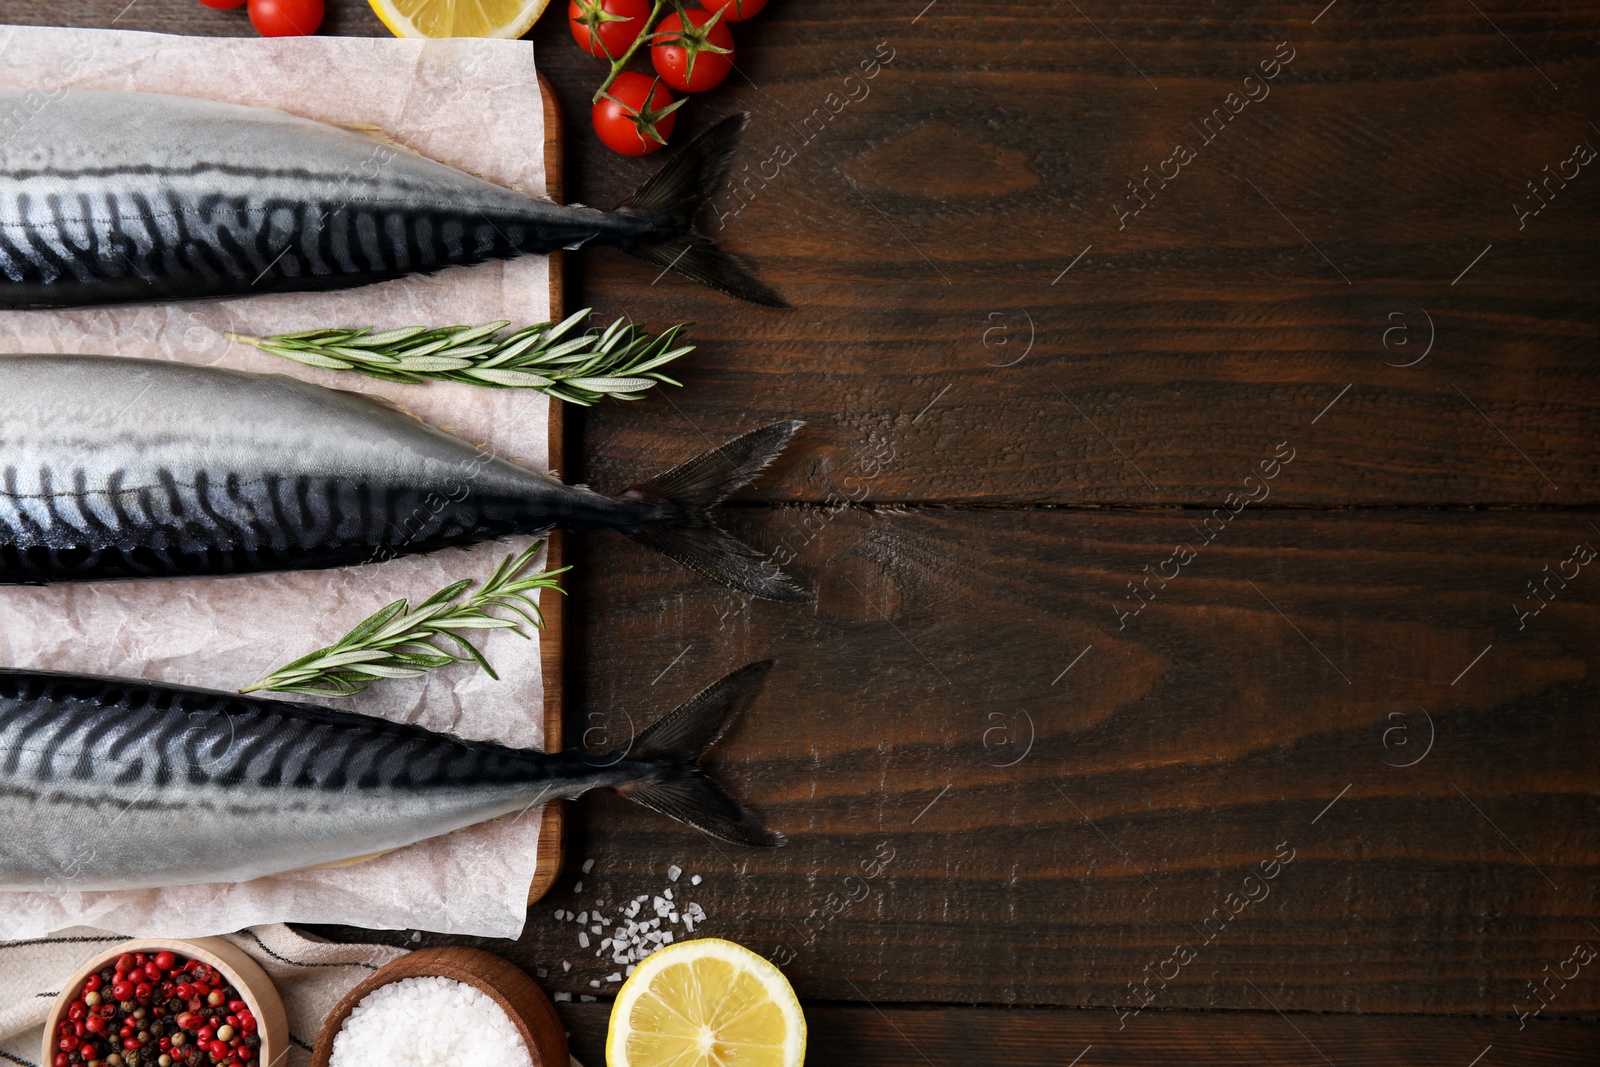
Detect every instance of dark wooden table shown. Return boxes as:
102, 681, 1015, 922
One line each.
4, 1, 1598, 1062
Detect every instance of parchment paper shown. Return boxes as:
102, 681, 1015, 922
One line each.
0, 27, 557, 940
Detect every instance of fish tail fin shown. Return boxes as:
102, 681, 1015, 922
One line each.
616, 113, 790, 308
621, 420, 812, 603
617, 661, 785, 847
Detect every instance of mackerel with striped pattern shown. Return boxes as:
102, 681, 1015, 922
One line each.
0, 354, 810, 601
0, 90, 643, 307
0, 353, 627, 582
0, 90, 788, 308
0, 661, 783, 892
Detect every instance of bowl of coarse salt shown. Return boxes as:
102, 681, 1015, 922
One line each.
309, 947, 567, 1067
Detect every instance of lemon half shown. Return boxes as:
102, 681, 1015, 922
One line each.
367, 0, 551, 39
607, 938, 806, 1067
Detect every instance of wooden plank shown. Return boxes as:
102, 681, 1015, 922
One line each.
481, 507, 1599, 1014
529, 1, 1600, 510
14, 3, 1596, 507
549, 1001, 1600, 1067
527, 69, 567, 906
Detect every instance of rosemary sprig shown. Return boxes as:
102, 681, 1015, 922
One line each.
241, 542, 570, 697
225, 308, 691, 407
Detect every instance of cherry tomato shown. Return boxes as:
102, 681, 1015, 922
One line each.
197, 0, 248, 8
568, 0, 651, 61
591, 72, 682, 156
651, 9, 735, 94
701, 0, 766, 20
247, 0, 324, 36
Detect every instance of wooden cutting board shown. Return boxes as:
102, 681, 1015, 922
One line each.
528, 70, 566, 906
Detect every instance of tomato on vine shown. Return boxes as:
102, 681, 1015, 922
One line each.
247, 0, 324, 35
701, 0, 766, 20
592, 72, 684, 155
651, 8, 735, 94
569, 0, 652, 61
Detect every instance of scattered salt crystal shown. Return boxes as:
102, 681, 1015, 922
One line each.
553, 992, 571, 1003
580, 995, 597, 1003
329, 975, 524, 1067
573, 880, 583, 893
562, 961, 571, 972
536, 968, 547, 978
626, 965, 636, 976
558, 867, 715, 978
606, 973, 622, 983
590, 979, 600, 988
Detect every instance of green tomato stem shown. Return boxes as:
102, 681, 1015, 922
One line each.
593, 0, 670, 105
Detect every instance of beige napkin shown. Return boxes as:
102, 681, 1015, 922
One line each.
0, 27, 559, 939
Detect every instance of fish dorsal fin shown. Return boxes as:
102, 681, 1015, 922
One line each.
332, 121, 422, 155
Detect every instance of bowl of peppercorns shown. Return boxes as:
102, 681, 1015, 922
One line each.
43, 938, 286, 1067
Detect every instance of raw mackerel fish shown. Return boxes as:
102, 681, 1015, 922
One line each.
0, 662, 782, 892
0, 354, 808, 601
0, 90, 783, 307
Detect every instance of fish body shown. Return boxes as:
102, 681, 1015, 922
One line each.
0, 354, 807, 601
0, 662, 779, 893
0, 91, 782, 307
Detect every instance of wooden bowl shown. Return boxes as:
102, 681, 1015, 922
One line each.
43, 937, 287, 1067
310, 947, 567, 1067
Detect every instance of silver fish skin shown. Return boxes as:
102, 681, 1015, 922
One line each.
0, 90, 784, 307
0, 661, 780, 893
0, 354, 809, 601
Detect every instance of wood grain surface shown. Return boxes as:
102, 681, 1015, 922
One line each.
527, 68, 566, 907
495, 507, 1600, 1010
1, 0, 1596, 1062
550, 1001, 1600, 1067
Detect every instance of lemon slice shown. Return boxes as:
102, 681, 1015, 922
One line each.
367, 0, 550, 39
607, 938, 806, 1067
